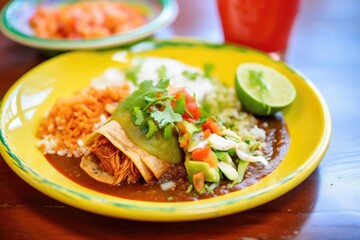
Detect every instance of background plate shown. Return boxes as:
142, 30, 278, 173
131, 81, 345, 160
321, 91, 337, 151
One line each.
0, 40, 331, 222
0, 0, 178, 50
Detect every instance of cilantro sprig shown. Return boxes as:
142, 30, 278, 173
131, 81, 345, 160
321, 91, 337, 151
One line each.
151, 100, 182, 128
249, 70, 268, 106
122, 79, 186, 139
182, 70, 202, 81
122, 79, 169, 110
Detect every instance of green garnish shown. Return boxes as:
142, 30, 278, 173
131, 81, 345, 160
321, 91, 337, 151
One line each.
187, 175, 193, 184
185, 184, 193, 193
182, 70, 201, 81
203, 62, 215, 78
122, 79, 192, 139
150, 100, 182, 128
228, 160, 249, 188
205, 182, 219, 193
146, 119, 158, 139
249, 70, 268, 92
250, 141, 261, 153
249, 70, 268, 106
132, 107, 144, 126
173, 92, 186, 115
193, 106, 210, 124
125, 64, 142, 85
157, 65, 168, 79
122, 79, 169, 110
164, 124, 174, 139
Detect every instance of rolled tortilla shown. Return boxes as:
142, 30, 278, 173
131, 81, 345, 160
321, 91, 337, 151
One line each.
81, 120, 170, 184
80, 154, 119, 184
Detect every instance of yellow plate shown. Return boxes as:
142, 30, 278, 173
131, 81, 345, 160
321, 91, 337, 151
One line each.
0, 39, 331, 222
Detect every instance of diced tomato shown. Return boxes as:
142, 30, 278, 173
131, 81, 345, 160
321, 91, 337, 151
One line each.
176, 121, 187, 134
179, 133, 190, 148
172, 89, 201, 120
174, 88, 194, 102
202, 118, 213, 131
202, 152, 218, 167
191, 146, 217, 167
183, 101, 201, 120
193, 172, 205, 192
202, 118, 224, 136
209, 122, 223, 135
203, 129, 212, 139
192, 146, 211, 160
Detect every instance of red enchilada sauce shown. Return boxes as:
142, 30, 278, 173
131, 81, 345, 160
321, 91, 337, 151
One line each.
46, 114, 290, 202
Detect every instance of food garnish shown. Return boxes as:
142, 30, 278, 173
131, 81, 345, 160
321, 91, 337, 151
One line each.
235, 62, 296, 116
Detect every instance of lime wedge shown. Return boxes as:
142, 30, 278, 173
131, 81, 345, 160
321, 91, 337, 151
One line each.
235, 63, 296, 116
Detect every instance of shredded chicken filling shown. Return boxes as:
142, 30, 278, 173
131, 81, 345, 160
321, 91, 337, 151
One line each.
90, 135, 141, 184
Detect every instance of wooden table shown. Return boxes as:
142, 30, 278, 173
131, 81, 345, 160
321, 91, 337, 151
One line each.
1, 0, 359, 239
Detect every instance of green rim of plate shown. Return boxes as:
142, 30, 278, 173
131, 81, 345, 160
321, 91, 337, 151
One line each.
0, 39, 332, 221
0, 0, 178, 50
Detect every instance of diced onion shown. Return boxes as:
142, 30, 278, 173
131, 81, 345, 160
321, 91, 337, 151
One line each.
236, 148, 268, 166
188, 139, 209, 152
160, 181, 176, 191
208, 134, 236, 151
223, 129, 241, 141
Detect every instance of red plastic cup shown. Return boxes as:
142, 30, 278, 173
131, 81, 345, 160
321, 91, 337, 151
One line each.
217, 0, 300, 58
